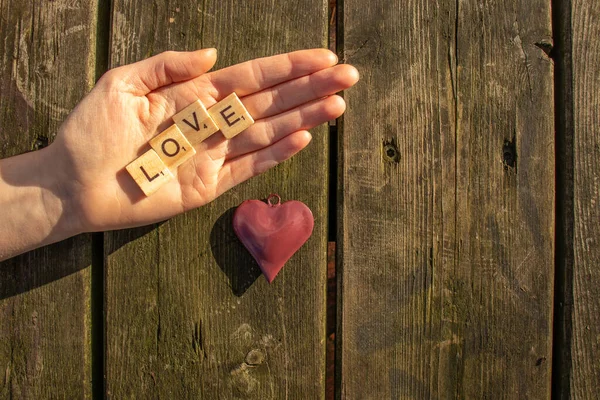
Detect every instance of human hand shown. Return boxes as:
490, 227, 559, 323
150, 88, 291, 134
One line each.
49, 48, 359, 234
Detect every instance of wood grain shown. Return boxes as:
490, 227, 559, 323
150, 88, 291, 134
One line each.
339, 0, 554, 398
570, 0, 600, 397
0, 0, 98, 398
105, 1, 329, 398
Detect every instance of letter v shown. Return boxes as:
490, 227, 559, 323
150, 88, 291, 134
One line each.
183, 112, 200, 131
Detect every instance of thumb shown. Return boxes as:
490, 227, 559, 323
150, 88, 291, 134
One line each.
108, 48, 218, 95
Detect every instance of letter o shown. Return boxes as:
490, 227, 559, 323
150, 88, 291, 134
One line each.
162, 138, 180, 157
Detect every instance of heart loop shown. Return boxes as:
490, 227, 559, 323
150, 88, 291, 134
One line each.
267, 194, 281, 207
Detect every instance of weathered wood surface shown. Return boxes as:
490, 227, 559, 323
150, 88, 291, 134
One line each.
339, 0, 554, 398
569, 0, 600, 397
105, 1, 329, 398
0, 0, 98, 398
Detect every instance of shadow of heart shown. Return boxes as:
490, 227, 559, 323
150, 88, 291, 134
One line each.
209, 207, 263, 297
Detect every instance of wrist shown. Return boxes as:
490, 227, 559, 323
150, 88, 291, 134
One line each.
34, 144, 84, 239
0, 145, 81, 260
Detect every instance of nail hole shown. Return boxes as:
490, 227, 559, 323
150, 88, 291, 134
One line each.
502, 138, 517, 170
536, 357, 546, 367
383, 139, 400, 163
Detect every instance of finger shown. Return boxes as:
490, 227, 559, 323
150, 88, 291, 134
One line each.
242, 64, 359, 119
109, 49, 218, 95
222, 95, 345, 160
205, 49, 338, 98
217, 131, 312, 195
149, 49, 340, 118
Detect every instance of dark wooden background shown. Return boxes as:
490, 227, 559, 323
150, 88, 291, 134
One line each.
0, 0, 597, 399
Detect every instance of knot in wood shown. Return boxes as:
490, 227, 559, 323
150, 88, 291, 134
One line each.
245, 349, 265, 365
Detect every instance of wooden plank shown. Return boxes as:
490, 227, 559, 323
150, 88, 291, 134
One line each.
0, 0, 98, 398
569, 0, 600, 396
105, 1, 329, 398
339, 0, 554, 398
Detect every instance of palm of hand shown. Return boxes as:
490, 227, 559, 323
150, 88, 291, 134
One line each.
51, 49, 358, 232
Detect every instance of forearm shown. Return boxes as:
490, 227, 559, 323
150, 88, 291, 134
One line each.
0, 146, 79, 261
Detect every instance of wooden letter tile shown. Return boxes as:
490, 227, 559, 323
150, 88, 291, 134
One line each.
208, 92, 254, 139
149, 124, 196, 169
126, 149, 174, 196
172, 100, 219, 145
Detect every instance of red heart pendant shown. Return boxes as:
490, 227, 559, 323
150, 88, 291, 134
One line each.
232, 194, 314, 283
